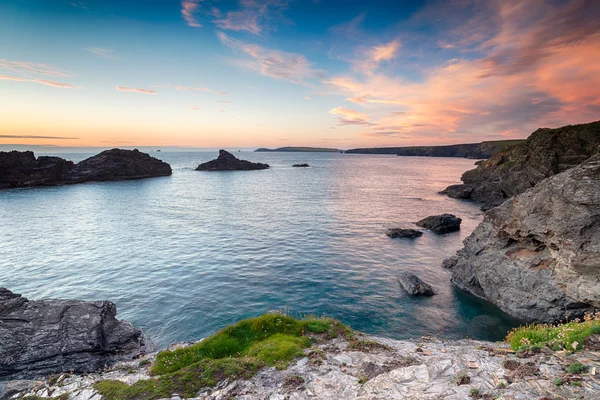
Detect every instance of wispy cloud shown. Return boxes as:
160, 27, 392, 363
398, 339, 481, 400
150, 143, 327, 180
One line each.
181, 0, 202, 28
175, 85, 228, 95
217, 32, 325, 86
369, 40, 400, 63
0, 59, 67, 77
0, 74, 78, 88
214, 0, 292, 35
115, 86, 157, 95
85, 47, 115, 59
329, 107, 372, 126
189, 105, 201, 111
305, 96, 312, 100
217, 100, 232, 103
0, 135, 79, 139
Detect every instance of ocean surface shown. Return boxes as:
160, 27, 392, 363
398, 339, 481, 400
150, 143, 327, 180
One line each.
0, 151, 521, 348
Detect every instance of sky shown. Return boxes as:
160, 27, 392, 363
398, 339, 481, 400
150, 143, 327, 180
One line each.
0, 0, 599, 149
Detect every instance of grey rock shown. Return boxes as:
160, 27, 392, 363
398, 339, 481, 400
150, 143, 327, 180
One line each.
0, 288, 154, 381
446, 154, 600, 322
292, 163, 310, 167
415, 214, 461, 234
442, 120, 600, 210
386, 228, 423, 238
398, 272, 436, 296
196, 150, 269, 171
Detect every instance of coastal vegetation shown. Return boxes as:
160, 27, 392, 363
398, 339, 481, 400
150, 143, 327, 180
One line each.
506, 312, 600, 352
94, 313, 353, 400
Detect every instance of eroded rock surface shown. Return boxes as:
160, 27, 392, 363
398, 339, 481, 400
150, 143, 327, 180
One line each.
386, 228, 423, 238
445, 154, 600, 322
0, 151, 74, 189
442, 120, 600, 210
0, 288, 154, 381
196, 150, 269, 171
398, 272, 436, 296
415, 214, 462, 234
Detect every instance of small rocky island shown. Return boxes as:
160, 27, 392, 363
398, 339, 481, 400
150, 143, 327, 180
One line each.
0, 149, 172, 189
196, 150, 269, 171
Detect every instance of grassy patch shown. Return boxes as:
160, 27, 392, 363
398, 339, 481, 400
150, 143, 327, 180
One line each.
567, 362, 589, 374
95, 313, 351, 400
506, 312, 600, 351
21, 396, 68, 400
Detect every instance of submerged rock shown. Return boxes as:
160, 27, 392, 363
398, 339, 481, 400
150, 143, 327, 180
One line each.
386, 228, 423, 238
445, 154, 600, 323
196, 150, 269, 171
397, 272, 436, 296
292, 163, 310, 167
63, 149, 172, 183
0, 149, 171, 189
415, 214, 461, 234
442, 120, 600, 210
0, 288, 154, 380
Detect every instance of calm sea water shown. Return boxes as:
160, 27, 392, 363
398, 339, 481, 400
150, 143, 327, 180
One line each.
0, 151, 521, 348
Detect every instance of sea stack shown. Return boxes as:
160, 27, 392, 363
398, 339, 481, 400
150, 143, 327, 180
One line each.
196, 150, 270, 171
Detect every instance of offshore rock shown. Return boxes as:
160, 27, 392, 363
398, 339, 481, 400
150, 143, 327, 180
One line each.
292, 163, 310, 167
0, 288, 154, 381
415, 214, 462, 234
445, 154, 600, 323
442, 120, 600, 210
196, 150, 269, 171
397, 272, 436, 296
386, 228, 423, 238
0, 151, 74, 189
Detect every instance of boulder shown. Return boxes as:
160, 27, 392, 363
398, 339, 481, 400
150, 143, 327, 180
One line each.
442, 120, 600, 210
445, 154, 600, 323
386, 228, 423, 238
292, 164, 310, 167
397, 272, 436, 296
0, 151, 74, 189
196, 150, 269, 171
63, 149, 172, 183
0, 288, 154, 380
415, 214, 461, 234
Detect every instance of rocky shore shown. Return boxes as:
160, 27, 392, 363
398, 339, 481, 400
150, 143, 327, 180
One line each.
0, 149, 171, 189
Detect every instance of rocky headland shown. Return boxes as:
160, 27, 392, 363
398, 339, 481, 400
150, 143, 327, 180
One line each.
442, 121, 600, 210
0, 149, 171, 189
444, 153, 600, 323
196, 150, 269, 171
0, 289, 153, 382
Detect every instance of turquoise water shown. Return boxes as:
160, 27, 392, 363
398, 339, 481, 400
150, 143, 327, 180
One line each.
0, 151, 521, 348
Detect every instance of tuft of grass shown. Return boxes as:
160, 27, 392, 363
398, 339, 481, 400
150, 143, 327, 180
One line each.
567, 362, 589, 374
95, 313, 351, 400
506, 312, 600, 351
357, 376, 369, 384
455, 372, 470, 386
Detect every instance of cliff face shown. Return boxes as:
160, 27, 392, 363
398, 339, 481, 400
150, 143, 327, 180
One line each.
443, 121, 600, 210
345, 140, 524, 158
444, 153, 600, 323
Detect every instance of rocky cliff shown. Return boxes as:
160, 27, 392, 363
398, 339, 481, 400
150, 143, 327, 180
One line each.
443, 121, 600, 210
346, 140, 524, 158
444, 153, 600, 323
0, 149, 171, 189
0, 288, 153, 381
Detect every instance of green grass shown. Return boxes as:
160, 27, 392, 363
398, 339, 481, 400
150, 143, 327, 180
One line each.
567, 362, 589, 374
94, 313, 352, 400
506, 313, 600, 351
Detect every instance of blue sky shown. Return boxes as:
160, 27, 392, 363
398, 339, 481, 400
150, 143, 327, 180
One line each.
1, 0, 599, 149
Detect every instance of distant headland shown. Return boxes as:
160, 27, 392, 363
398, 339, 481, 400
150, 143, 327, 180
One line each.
255, 146, 342, 153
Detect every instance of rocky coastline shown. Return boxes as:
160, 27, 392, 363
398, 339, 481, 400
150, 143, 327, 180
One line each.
0, 149, 172, 189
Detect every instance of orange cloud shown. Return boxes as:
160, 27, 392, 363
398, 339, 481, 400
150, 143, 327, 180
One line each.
0, 74, 77, 88
330, 107, 372, 126
369, 40, 400, 63
115, 86, 157, 95
0, 59, 67, 77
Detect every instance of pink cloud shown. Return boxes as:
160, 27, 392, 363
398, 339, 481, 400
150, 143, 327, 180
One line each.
115, 86, 157, 95
175, 85, 228, 95
0, 74, 77, 88
0, 59, 67, 77
181, 0, 202, 28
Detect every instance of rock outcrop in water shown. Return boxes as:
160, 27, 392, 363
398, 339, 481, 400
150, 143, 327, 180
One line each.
292, 163, 310, 168
0, 149, 171, 189
397, 272, 436, 296
415, 214, 461, 234
196, 150, 269, 171
386, 228, 423, 238
442, 121, 600, 210
444, 153, 600, 323
0, 288, 154, 381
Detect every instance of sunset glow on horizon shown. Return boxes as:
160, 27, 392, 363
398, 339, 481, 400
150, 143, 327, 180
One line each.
1, 0, 599, 149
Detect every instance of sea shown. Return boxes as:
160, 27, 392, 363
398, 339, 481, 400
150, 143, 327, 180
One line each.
0, 151, 521, 348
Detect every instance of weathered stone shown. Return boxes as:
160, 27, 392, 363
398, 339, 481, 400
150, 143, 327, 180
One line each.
386, 228, 423, 238
0, 288, 154, 380
415, 214, 462, 234
442, 120, 600, 210
445, 154, 600, 322
397, 272, 436, 296
196, 150, 269, 171
0, 151, 74, 189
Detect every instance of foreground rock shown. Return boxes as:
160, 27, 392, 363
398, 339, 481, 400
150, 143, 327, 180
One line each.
0, 288, 153, 381
62, 149, 172, 183
444, 154, 600, 323
10, 335, 599, 400
0, 149, 171, 189
386, 228, 423, 238
196, 150, 269, 171
442, 120, 600, 210
415, 214, 461, 234
398, 272, 436, 296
